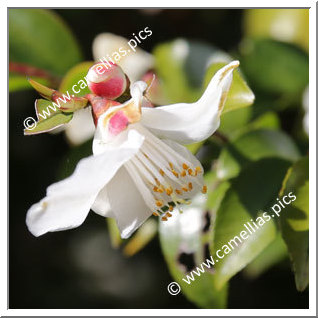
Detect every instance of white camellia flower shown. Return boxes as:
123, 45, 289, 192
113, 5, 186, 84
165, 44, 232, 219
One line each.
26, 61, 239, 239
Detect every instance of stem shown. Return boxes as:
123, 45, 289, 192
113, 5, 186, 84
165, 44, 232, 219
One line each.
213, 131, 229, 143
9, 62, 61, 88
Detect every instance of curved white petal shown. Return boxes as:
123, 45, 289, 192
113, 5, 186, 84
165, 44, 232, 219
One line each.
141, 61, 239, 144
105, 165, 153, 239
92, 33, 154, 82
26, 129, 144, 237
91, 185, 113, 217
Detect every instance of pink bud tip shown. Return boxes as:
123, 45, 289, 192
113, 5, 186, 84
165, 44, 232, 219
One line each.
87, 62, 127, 99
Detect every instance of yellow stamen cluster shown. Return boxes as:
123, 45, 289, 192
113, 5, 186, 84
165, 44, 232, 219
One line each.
148, 160, 205, 222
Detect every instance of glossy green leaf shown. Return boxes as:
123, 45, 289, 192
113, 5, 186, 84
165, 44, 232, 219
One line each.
239, 39, 309, 95
204, 62, 255, 114
244, 234, 288, 278
24, 111, 73, 135
159, 195, 227, 308
217, 129, 300, 180
243, 9, 309, 52
59, 61, 94, 96
279, 156, 309, 291
212, 158, 291, 289
9, 9, 82, 76
218, 107, 252, 139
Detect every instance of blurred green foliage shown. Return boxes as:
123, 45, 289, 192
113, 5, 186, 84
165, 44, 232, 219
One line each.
9, 8, 309, 309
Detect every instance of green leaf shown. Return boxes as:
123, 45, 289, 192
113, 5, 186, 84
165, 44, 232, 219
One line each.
212, 158, 291, 288
9, 75, 49, 92
218, 107, 252, 139
239, 39, 309, 95
244, 234, 288, 278
217, 129, 300, 180
153, 39, 229, 103
204, 62, 255, 114
24, 111, 73, 135
279, 156, 309, 291
9, 9, 82, 76
159, 195, 228, 308
59, 61, 94, 96
243, 9, 309, 52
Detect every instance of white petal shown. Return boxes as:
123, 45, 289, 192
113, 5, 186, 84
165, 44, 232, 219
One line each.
64, 107, 96, 146
141, 61, 239, 144
92, 33, 154, 82
26, 129, 144, 236
91, 185, 113, 217
105, 165, 153, 239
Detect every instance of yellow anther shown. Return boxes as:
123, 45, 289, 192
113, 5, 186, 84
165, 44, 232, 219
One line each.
201, 185, 207, 194
165, 187, 173, 196
152, 212, 160, 216
156, 200, 163, 207
195, 166, 202, 174
155, 178, 160, 186
169, 205, 174, 211
166, 212, 172, 218
181, 170, 186, 177
162, 216, 168, 221
143, 153, 149, 158
182, 163, 189, 170
182, 186, 188, 192
175, 189, 182, 195
153, 186, 159, 192
188, 169, 194, 176
172, 170, 179, 178
169, 162, 174, 169
188, 182, 193, 190
159, 169, 165, 176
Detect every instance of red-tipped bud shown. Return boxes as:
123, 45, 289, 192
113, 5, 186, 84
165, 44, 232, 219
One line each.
86, 94, 121, 126
86, 62, 127, 99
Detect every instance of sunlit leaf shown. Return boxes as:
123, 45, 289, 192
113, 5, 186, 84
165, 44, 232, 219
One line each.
217, 129, 300, 180
59, 61, 94, 96
24, 111, 73, 135
279, 156, 309, 291
244, 234, 288, 278
212, 158, 291, 289
9, 9, 82, 76
204, 62, 255, 114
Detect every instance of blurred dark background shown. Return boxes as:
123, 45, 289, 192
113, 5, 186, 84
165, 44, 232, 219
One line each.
9, 9, 308, 309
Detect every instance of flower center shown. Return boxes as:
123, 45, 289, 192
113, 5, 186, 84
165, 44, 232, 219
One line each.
124, 125, 206, 222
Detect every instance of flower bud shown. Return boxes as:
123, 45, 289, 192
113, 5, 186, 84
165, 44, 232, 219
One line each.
86, 94, 121, 126
86, 62, 127, 99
